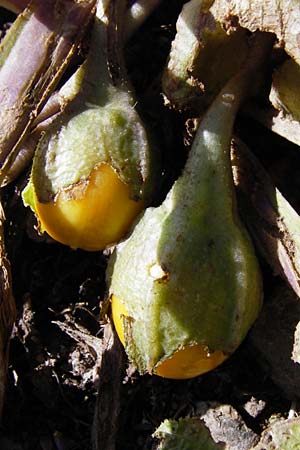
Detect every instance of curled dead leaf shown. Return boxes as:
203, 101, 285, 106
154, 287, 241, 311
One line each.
211, 0, 300, 64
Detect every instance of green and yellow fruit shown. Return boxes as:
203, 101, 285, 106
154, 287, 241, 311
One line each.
22, 0, 158, 251
107, 41, 266, 378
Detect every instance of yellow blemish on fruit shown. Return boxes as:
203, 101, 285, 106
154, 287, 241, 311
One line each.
34, 163, 143, 251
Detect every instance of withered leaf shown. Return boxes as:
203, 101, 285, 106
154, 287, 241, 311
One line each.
211, 0, 300, 64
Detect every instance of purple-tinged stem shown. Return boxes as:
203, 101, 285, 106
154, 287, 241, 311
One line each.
0, 0, 97, 183
0, 0, 29, 13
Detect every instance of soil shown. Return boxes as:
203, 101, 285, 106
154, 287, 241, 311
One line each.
1, 2, 300, 450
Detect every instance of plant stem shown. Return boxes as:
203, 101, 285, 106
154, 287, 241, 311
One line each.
184, 32, 274, 185
0, 0, 97, 184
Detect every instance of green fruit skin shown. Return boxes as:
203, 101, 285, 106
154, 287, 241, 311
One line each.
30, 93, 151, 203
107, 85, 263, 375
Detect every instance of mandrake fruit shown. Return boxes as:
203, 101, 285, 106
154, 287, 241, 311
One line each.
106, 33, 272, 379
22, 0, 159, 251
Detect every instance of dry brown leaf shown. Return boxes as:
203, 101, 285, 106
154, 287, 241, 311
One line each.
211, 0, 300, 64
231, 137, 300, 297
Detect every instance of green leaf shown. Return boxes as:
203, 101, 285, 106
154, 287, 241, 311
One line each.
153, 418, 225, 450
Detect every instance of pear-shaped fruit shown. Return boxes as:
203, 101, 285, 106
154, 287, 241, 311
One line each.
107, 34, 271, 379
22, 0, 158, 251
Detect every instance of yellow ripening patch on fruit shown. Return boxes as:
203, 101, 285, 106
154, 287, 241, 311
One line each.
34, 163, 143, 251
155, 346, 227, 379
111, 293, 128, 346
111, 294, 227, 379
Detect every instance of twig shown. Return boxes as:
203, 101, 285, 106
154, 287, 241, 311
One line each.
0, 198, 16, 416
92, 322, 126, 450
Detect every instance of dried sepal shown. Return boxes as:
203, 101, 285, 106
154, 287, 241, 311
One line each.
265, 56, 300, 145
270, 59, 300, 121
210, 0, 300, 64
162, 0, 249, 112
207, 0, 300, 146
231, 136, 300, 297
